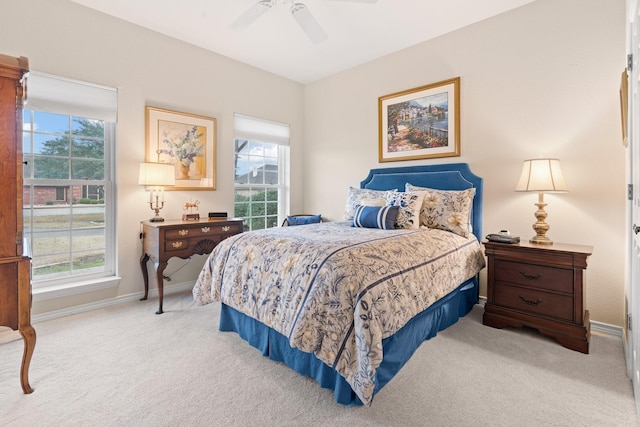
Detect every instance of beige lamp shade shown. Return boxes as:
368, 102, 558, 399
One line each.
515, 158, 568, 193
139, 162, 175, 223
515, 158, 567, 245
138, 162, 175, 186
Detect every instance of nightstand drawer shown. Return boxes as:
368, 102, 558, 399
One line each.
494, 259, 573, 293
164, 223, 242, 239
494, 282, 574, 321
165, 229, 192, 239
164, 239, 189, 252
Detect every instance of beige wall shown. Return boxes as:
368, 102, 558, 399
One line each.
1, 0, 628, 327
304, 0, 627, 326
1, 0, 306, 315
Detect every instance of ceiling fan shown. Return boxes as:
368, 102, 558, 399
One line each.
232, 0, 379, 44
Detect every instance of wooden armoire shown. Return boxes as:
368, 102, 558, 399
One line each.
0, 54, 35, 394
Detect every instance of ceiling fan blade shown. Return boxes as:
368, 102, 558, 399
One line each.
231, 0, 273, 30
291, 3, 327, 44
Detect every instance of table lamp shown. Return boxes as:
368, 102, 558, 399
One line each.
515, 158, 568, 245
138, 162, 175, 222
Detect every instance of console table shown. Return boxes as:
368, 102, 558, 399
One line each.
139, 218, 244, 314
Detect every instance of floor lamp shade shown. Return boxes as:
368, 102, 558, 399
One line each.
515, 158, 567, 245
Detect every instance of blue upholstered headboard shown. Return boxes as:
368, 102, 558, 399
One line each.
360, 163, 483, 241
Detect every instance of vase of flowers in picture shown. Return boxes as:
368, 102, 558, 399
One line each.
159, 125, 205, 180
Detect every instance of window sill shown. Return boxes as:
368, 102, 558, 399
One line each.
32, 276, 121, 302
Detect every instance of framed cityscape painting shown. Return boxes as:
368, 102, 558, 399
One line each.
379, 77, 460, 162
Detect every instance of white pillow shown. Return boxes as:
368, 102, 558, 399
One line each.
359, 198, 387, 207
385, 191, 426, 229
344, 187, 396, 220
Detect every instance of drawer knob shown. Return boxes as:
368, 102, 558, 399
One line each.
519, 271, 541, 280
222, 226, 230, 232
519, 295, 542, 306
171, 241, 183, 248
179, 229, 189, 236
201, 227, 211, 233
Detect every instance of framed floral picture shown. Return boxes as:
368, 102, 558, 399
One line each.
378, 77, 460, 162
145, 106, 216, 190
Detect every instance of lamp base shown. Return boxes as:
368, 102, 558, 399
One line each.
148, 203, 165, 222
530, 194, 552, 245
530, 235, 553, 245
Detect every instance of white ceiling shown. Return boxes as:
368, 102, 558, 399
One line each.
69, 0, 535, 84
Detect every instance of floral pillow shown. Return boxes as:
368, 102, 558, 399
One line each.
406, 183, 475, 238
385, 191, 426, 229
344, 187, 396, 221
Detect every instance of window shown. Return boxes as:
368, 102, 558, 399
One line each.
55, 187, 66, 201
233, 114, 289, 231
22, 72, 117, 289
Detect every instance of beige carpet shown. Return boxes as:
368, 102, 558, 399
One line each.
0, 291, 636, 426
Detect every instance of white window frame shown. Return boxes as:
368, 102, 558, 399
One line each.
23, 72, 119, 295
233, 114, 290, 230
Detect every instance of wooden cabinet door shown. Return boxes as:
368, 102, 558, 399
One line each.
0, 55, 27, 258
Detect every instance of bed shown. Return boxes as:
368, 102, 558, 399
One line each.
193, 163, 484, 406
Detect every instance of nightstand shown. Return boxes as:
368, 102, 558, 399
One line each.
482, 240, 593, 353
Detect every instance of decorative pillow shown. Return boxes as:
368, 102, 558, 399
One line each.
352, 205, 400, 230
359, 198, 387, 207
385, 191, 426, 229
286, 214, 322, 226
343, 187, 397, 221
406, 183, 475, 237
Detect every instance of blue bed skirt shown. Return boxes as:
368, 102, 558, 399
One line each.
219, 277, 479, 406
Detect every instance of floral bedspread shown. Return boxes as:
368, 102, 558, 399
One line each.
193, 222, 485, 405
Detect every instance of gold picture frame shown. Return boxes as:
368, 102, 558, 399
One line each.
145, 106, 216, 190
620, 69, 629, 147
379, 77, 460, 162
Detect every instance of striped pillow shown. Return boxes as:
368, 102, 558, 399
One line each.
352, 205, 400, 230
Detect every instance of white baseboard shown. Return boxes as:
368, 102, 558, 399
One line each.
31, 281, 195, 324
591, 321, 623, 338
